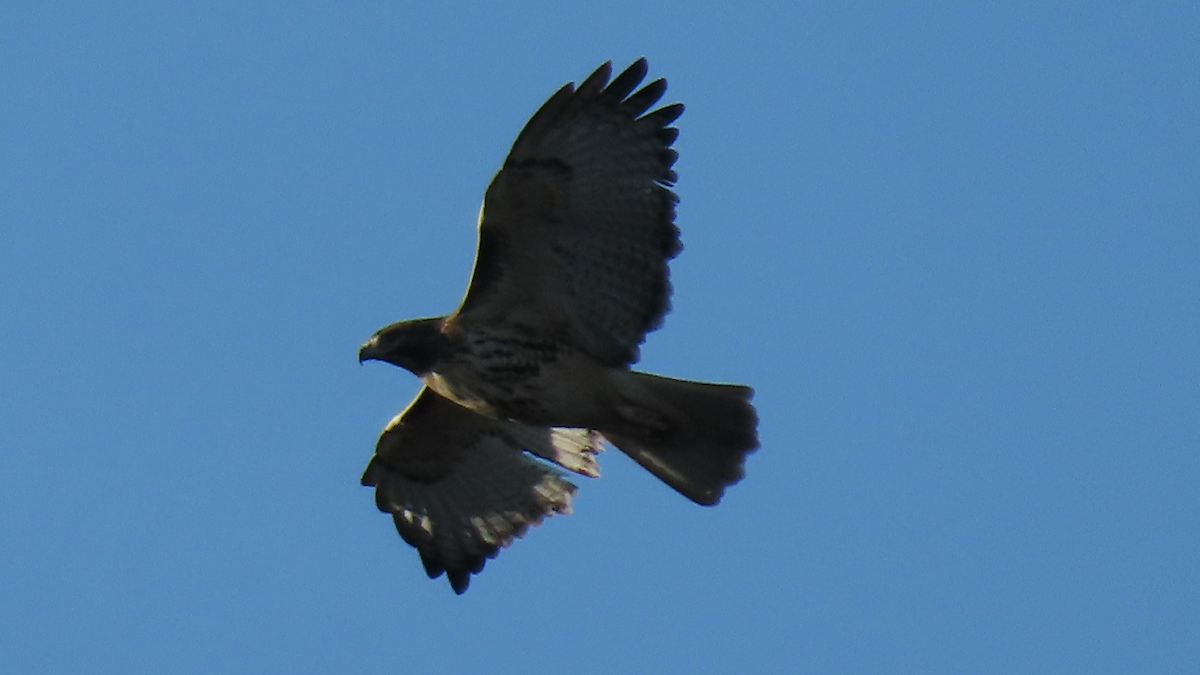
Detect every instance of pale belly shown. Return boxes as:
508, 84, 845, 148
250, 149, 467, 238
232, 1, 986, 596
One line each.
422, 330, 616, 428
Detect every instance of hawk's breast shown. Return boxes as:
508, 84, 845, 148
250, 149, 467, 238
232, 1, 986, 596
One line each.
428, 326, 565, 422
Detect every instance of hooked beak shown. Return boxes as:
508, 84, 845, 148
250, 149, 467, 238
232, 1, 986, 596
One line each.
358, 335, 381, 364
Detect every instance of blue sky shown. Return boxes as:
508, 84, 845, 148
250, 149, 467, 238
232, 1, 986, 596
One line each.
2, 2, 1197, 673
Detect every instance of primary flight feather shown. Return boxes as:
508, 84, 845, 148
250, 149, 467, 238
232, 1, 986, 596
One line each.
359, 59, 759, 593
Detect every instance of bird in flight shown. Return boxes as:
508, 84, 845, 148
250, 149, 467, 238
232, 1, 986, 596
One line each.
359, 59, 759, 594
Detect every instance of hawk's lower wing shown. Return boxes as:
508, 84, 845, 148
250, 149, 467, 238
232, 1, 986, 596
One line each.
361, 387, 602, 594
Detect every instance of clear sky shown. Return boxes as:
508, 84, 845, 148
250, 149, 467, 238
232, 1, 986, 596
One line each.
2, 3, 1197, 674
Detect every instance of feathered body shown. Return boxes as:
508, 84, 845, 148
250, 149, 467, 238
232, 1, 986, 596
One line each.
359, 59, 759, 593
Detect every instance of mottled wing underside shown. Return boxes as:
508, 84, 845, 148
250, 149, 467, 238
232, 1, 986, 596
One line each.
456, 59, 684, 367
361, 387, 602, 593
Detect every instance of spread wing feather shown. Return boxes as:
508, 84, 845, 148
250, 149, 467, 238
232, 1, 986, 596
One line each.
361, 387, 602, 593
456, 59, 683, 367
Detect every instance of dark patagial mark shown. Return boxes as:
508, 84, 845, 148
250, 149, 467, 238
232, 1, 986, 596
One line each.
459, 228, 508, 314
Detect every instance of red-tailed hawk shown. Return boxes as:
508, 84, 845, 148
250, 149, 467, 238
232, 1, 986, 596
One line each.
359, 59, 759, 594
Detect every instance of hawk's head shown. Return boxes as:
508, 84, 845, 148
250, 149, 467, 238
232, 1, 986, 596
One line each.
359, 317, 452, 377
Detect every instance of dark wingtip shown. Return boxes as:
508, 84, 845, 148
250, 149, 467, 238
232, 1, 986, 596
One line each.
448, 570, 471, 595
577, 60, 614, 98
601, 59, 650, 104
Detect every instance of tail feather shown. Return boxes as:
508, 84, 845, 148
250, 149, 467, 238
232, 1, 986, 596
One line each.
602, 372, 759, 505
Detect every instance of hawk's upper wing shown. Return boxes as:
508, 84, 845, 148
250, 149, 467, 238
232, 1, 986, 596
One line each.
454, 59, 684, 367
361, 387, 602, 594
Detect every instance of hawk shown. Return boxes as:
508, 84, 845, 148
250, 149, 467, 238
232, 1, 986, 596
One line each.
359, 59, 759, 593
